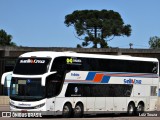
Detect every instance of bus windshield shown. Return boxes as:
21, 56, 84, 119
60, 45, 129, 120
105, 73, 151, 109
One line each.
10, 78, 45, 101
10, 72, 64, 101
13, 58, 51, 75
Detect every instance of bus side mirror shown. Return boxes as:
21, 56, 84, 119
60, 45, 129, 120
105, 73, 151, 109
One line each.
1, 71, 13, 85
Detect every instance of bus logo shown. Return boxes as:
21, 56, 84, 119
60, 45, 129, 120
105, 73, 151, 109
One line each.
71, 73, 80, 76
124, 79, 142, 84
66, 58, 73, 64
66, 58, 82, 65
20, 59, 45, 64
74, 87, 78, 93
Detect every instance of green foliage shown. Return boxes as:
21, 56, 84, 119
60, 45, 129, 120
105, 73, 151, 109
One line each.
0, 29, 16, 46
64, 10, 131, 48
149, 36, 160, 49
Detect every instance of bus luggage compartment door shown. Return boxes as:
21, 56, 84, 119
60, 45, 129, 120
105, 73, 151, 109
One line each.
86, 97, 95, 112
95, 97, 106, 111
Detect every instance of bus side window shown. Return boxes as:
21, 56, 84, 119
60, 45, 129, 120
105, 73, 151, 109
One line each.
46, 73, 63, 98
83, 85, 91, 97
152, 63, 158, 73
51, 57, 67, 72
108, 85, 115, 97
151, 86, 157, 96
125, 90, 131, 97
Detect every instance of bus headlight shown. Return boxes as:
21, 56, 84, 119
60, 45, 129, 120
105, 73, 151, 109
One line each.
10, 102, 16, 108
34, 103, 45, 109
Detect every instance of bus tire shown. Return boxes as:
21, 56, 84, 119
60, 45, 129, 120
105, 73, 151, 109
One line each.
127, 103, 135, 116
74, 103, 84, 118
62, 103, 72, 118
136, 103, 144, 115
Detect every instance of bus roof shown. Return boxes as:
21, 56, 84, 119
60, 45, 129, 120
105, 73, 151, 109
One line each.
19, 51, 158, 62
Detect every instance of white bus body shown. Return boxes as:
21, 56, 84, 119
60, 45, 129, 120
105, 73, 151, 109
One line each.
1, 51, 159, 117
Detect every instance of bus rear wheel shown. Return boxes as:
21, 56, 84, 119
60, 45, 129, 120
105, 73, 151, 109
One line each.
136, 103, 144, 115
62, 103, 72, 118
74, 103, 83, 118
127, 103, 135, 116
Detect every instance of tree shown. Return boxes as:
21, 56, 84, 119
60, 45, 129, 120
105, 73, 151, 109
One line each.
149, 36, 160, 49
64, 10, 131, 48
0, 29, 16, 46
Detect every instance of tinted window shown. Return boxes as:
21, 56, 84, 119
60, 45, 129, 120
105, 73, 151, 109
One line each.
51, 57, 83, 71
51, 57, 67, 71
46, 72, 65, 98
65, 83, 133, 97
85, 58, 157, 73
51, 56, 157, 73
150, 86, 157, 96
10, 78, 45, 101
13, 58, 51, 75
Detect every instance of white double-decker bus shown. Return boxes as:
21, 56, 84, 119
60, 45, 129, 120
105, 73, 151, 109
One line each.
1, 51, 159, 117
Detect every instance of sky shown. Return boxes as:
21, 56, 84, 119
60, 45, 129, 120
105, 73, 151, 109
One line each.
0, 0, 160, 48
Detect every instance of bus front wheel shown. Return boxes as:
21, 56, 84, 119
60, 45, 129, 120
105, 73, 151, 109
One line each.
62, 103, 72, 118
74, 103, 84, 118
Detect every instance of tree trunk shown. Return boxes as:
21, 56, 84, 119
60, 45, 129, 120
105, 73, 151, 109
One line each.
93, 27, 97, 48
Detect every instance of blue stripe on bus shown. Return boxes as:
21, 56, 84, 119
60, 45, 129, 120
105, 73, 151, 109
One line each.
101, 76, 110, 83
85, 72, 158, 82
86, 72, 97, 81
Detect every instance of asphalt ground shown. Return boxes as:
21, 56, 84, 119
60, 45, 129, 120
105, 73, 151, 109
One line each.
0, 105, 160, 120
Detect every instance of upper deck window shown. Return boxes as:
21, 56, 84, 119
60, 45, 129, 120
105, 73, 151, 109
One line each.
13, 58, 51, 75
51, 56, 158, 74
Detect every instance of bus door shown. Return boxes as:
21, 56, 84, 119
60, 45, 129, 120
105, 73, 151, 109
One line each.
46, 78, 56, 112
46, 73, 64, 112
